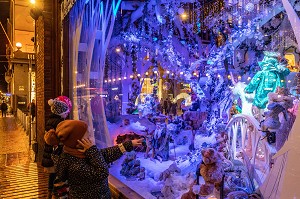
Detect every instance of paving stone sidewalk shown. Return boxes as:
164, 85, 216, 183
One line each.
0, 116, 48, 199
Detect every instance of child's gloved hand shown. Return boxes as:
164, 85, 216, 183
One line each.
77, 138, 94, 152
131, 138, 144, 147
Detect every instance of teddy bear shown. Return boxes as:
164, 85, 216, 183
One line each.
214, 131, 228, 153
267, 87, 296, 150
181, 182, 197, 199
198, 148, 224, 196
159, 163, 181, 198
159, 162, 181, 181
261, 102, 285, 132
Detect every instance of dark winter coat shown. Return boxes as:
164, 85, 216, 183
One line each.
1, 102, 7, 111
29, 102, 36, 116
41, 114, 64, 167
56, 141, 133, 199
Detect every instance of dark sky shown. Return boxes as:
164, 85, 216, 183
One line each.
0, 2, 10, 93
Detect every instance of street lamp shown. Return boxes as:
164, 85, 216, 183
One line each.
16, 42, 22, 50
30, 8, 42, 20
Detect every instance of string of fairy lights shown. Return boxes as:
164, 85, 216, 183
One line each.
101, 71, 293, 85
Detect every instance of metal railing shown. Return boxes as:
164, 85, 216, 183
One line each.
16, 108, 36, 147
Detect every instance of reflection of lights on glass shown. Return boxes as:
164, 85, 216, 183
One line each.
256, 147, 265, 160
75, 84, 86, 88
104, 80, 107, 83
207, 195, 217, 199
181, 13, 188, 20
115, 47, 121, 53
113, 79, 116, 82
108, 79, 112, 82
123, 77, 127, 80
118, 78, 121, 81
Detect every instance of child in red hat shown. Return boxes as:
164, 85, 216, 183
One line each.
42, 96, 72, 199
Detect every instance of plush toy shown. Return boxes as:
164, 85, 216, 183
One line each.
267, 87, 296, 150
198, 148, 224, 196
159, 162, 181, 181
244, 51, 290, 109
183, 111, 207, 150
181, 183, 197, 199
268, 87, 291, 104
228, 100, 241, 120
214, 132, 228, 156
261, 103, 285, 131
159, 163, 181, 199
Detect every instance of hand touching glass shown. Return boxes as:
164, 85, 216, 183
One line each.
131, 138, 144, 147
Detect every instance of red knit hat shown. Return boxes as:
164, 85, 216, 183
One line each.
56, 96, 72, 110
48, 96, 72, 117
44, 120, 88, 148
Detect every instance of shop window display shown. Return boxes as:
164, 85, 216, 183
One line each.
65, 0, 300, 198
